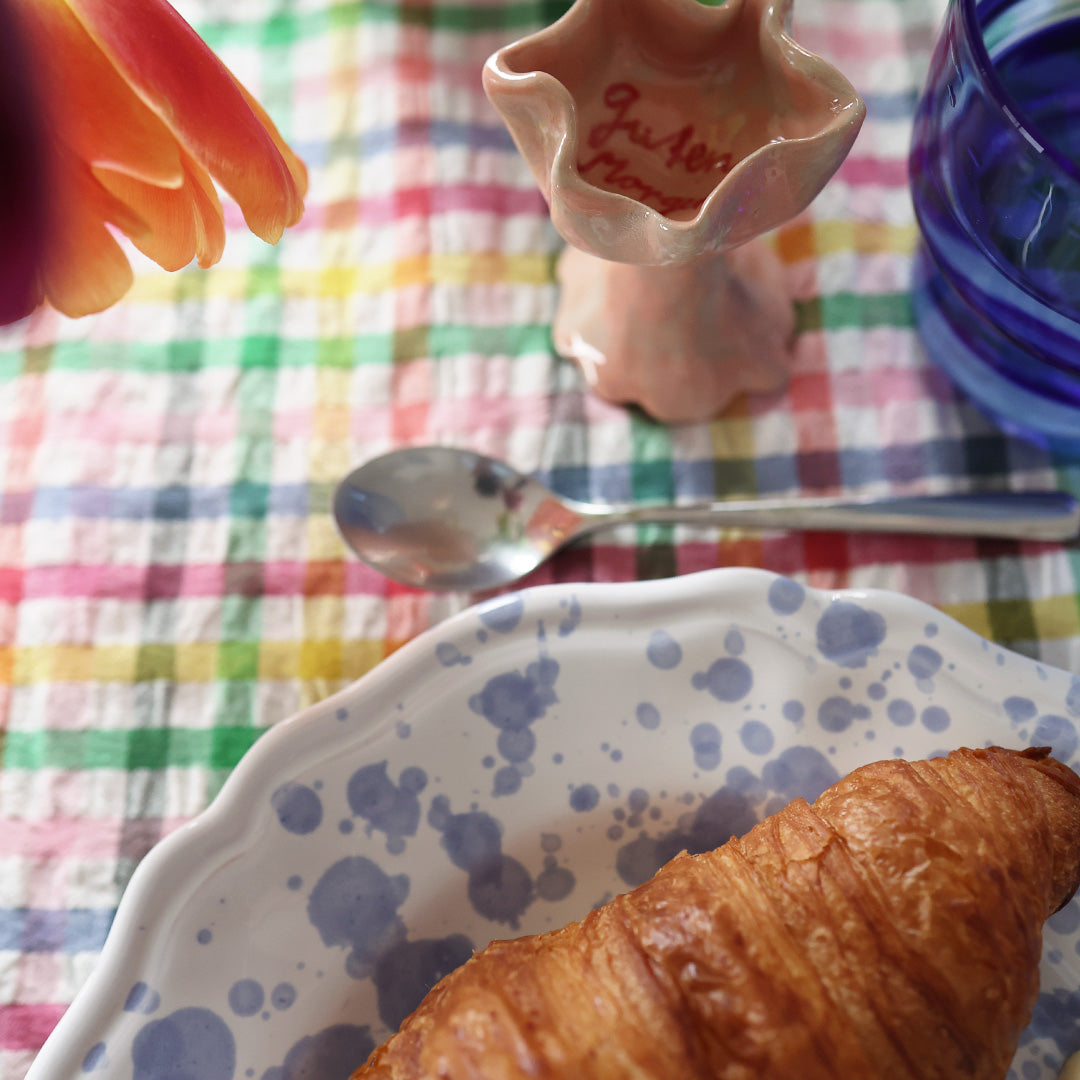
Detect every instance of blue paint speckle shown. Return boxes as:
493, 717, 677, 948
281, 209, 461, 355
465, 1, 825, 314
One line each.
767, 576, 805, 615
271, 783, 323, 835
1066, 676, 1080, 717
1049, 901, 1080, 935
428, 796, 534, 926
646, 630, 682, 670
347, 761, 426, 849
690, 722, 722, 770
469, 661, 558, 733
1033, 714, 1079, 762
435, 642, 471, 667
782, 700, 804, 723
131, 1008, 235, 1080
229, 979, 265, 1017
1005, 697, 1038, 723
615, 779, 758, 887
271, 983, 297, 1011
536, 857, 575, 901
373, 936, 474, 1031
816, 601, 886, 668
740, 719, 774, 755
306, 857, 409, 977
907, 644, 943, 680
493, 766, 523, 796
887, 699, 916, 727
570, 783, 600, 812
1019, 987, 1080, 1057
466, 853, 533, 927
124, 982, 161, 1015
818, 696, 870, 733
468, 656, 558, 791
497, 728, 536, 763
920, 705, 951, 733
558, 597, 582, 637
694, 657, 753, 702
762, 746, 840, 802
723, 628, 745, 656
400, 767, 426, 793
81, 1042, 106, 1073
479, 594, 524, 634
196, 929, 212, 945
261, 1024, 375, 1080
636, 702, 661, 730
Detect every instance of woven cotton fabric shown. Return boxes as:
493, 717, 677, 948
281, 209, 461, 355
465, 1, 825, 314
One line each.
2, 0, 1080, 1075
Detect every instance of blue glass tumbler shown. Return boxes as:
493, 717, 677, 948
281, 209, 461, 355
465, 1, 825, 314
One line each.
909, 0, 1080, 450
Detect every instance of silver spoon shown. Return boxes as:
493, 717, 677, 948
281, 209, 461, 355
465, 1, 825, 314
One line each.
332, 446, 1080, 592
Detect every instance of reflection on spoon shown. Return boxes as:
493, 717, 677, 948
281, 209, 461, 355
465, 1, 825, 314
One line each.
346, 520, 479, 589
332, 446, 1080, 593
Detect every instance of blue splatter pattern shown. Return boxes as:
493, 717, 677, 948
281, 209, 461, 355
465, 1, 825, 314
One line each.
80, 570, 1080, 1080
131, 1008, 235, 1080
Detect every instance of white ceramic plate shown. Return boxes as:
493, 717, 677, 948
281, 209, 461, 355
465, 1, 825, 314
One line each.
28, 567, 1080, 1080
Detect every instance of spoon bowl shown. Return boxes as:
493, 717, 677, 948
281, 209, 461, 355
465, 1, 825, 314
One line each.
333, 446, 1080, 592
333, 446, 578, 591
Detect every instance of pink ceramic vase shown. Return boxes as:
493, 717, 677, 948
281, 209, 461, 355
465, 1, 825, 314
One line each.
483, 0, 865, 422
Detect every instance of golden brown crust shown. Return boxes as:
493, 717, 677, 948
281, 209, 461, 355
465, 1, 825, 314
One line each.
354, 746, 1080, 1080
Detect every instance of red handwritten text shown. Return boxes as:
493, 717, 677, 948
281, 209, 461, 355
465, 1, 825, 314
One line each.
577, 82, 734, 216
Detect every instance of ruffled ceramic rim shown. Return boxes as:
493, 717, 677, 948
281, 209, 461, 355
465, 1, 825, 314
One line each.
484, 0, 865, 263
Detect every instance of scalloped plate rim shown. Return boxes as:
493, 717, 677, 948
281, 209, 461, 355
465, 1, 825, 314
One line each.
24, 566, 1080, 1080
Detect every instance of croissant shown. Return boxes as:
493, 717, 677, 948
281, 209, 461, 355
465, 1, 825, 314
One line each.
354, 746, 1080, 1079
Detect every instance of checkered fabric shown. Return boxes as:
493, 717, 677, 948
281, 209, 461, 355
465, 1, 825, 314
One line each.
2, 0, 1079, 1075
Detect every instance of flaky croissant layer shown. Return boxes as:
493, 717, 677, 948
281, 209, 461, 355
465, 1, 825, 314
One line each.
354, 746, 1080, 1080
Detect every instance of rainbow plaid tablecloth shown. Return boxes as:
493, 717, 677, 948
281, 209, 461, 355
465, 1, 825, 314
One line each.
3, 0, 1080, 1075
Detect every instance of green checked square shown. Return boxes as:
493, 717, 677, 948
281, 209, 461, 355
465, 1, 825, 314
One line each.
135, 643, 177, 683
218, 639, 261, 681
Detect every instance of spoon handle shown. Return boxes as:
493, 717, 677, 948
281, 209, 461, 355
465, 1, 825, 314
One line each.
587, 491, 1080, 542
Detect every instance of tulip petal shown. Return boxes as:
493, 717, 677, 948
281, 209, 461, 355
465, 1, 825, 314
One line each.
14, 0, 184, 189
230, 77, 309, 202
92, 152, 226, 272
92, 168, 197, 272
42, 159, 139, 318
182, 154, 226, 269
64, 0, 306, 242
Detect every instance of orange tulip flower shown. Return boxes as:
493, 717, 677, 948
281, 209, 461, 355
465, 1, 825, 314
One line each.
2, 0, 308, 324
